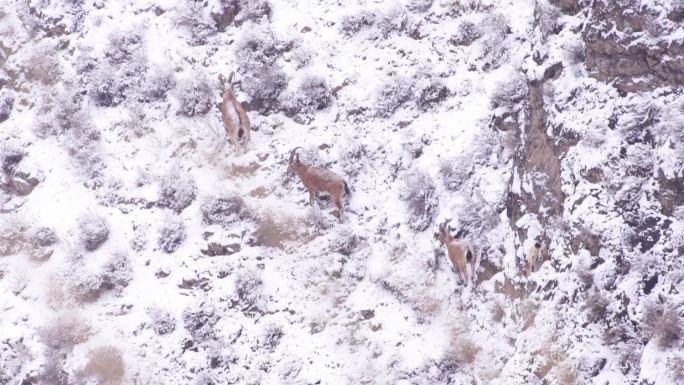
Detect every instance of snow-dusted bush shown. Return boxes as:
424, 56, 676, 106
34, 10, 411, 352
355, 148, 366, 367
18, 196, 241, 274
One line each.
68, 266, 105, 302
148, 307, 176, 335
234, 268, 264, 312
257, 324, 283, 352
182, 303, 219, 341
478, 14, 511, 70
400, 170, 437, 231
157, 170, 197, 213
535, 1, 562, 40
0, 145, 23, 174
339, 141, 369, 178
644, 304, 682, 349
201, 194, 251, 226
25, 226, 57, 261
330, 228, 360, 256
442, 0, 493, 17
34, 88, 89, 138
235, 0, 271, 25
105, 31, 144, 66
440, 157, 471, 191
406, 0, 433, 13
242, 66, 288, 112
450, 20, 482, 46
653, 309, 681, 349
416, 78, 449, 110
235, 27, 280, 67
375, 75, 413, 118
157, 216, 186, 254
88, 29, 147, 107
22, 40, 61, 85
173, 70, 215, 116
176, 1, 216, 46
490, 73, 527, 109
130, 220, 149, 252
0, 90, 13, 123
78, 213, 109, 251
234, 27, 289, 112
100, 252, 133, 294
0, 215, 27, 256
89, 66, 128, 107
283, 74, 332, 119
28, 226, 58, 247
82, 346, 125, 385
37, 349, 68, 385
583, 290, 609, 323
340, 11, 375, 36
141, 66, 175, 102
376, 8, 411, 38
563, 38, 586, 64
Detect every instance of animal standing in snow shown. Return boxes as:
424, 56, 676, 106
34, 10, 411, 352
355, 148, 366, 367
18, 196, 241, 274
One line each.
437, 219, 476, 285
287, 147, 350, 223
218, 73, 250, 155
526, 241, 546, 274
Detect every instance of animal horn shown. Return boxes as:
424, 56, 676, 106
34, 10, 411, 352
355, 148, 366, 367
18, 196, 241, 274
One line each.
289, 147, 302, 164
228, 71, 235, 85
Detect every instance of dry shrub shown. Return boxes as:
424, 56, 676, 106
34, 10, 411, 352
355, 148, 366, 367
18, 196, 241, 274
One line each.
330, 228, 360, 256
157, 215, 186, 254
666, 356, 684, 382
0, 215, 27, 256
654, 309, 682, 349
643, 302, 683, 349
583, 290, 609, 323
201, 194, 252, 226
375, 75, 413, 118
399, 170, 437, 232
78, 212, 110, 251
83, 346, 125, 385
40, 314, 91, 352
172, 70, 215, 116
22, 40, 61, 85
340, 10, 375, 36
147, 307, 176, 335
157, 170, 197, 213
234, 268, 264, 312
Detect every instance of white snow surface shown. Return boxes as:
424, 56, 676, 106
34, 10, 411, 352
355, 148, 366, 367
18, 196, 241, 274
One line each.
1, 0, 683, 384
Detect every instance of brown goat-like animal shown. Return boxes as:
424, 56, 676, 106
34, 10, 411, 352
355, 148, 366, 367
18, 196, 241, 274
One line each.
287, 147, 350, 223
218, 73, 250, 155
437, 220, 476, 285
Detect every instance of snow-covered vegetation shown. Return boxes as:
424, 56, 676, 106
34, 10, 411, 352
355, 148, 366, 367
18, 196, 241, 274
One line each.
1, 0, 683, 384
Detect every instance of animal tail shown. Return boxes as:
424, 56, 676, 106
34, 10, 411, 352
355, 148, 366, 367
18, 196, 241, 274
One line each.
466, 249, 473, 263
344, 181, 350, 196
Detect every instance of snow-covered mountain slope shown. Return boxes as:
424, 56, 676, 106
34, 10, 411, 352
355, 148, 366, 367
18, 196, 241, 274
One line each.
1, 0, 683, 384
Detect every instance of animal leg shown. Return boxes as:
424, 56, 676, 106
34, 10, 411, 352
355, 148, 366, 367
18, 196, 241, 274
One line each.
459, 262, 468, 286
333, 195, 344, 223
309, 191, 315, 207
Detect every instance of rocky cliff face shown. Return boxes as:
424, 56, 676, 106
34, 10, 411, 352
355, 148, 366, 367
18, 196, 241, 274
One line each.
0, 0, 682, 384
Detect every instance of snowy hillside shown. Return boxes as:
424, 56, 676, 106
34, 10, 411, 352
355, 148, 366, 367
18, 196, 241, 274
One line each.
1, 0, 683, 384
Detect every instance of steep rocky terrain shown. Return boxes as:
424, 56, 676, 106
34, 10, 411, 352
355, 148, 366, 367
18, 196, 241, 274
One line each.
0, 0, 682, 384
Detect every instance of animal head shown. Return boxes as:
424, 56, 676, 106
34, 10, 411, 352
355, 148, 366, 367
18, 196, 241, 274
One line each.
437, 219, 454, 245
218, 72, 236, 93
287, 147, 303, 175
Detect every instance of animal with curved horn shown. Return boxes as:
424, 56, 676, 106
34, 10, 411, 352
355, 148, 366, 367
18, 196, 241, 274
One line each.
437, 219, 476, 285
218, 72, 250, 155
287, 147, 350, 223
